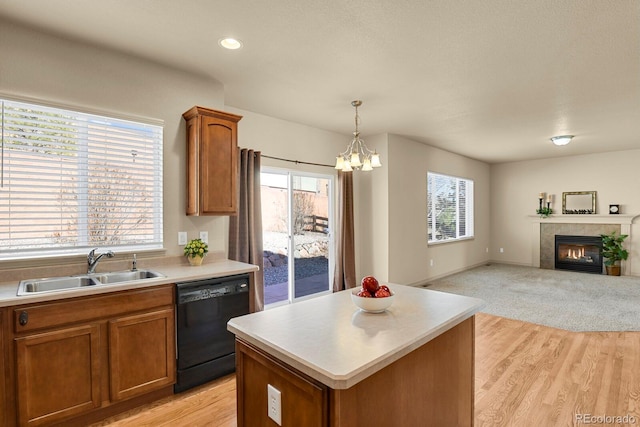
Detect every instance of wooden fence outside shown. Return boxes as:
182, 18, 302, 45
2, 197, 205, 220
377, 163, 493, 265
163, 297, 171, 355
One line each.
303, 215, 329, 233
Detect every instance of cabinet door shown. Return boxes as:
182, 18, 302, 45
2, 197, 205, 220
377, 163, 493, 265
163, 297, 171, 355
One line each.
15, 324, 101, 426
108, 308, 175, 401
199, 115, 238, 215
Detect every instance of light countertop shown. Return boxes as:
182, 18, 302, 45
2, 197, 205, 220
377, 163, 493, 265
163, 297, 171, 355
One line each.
0, 259, 259, 307
227, 284, 485, 389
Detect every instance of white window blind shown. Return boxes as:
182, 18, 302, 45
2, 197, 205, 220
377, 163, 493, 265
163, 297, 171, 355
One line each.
0, 98, 163, 259
427, 172, 474, 243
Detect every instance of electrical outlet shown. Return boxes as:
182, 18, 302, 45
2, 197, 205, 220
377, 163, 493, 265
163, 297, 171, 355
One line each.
267, 384, 282, 425
429, 259, 434, 267
486, 247, 489, 253
500, 247, 504, 253
178, 232, 187, 245
199, 231, 208, 244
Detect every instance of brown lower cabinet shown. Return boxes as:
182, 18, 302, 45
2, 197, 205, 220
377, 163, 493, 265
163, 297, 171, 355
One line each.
7, 285, 176, 426
236, 317, 475, 427
236, 340, 328, 427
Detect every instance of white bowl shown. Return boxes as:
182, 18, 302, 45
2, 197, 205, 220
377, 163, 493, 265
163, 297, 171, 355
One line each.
351, 289, 395, 313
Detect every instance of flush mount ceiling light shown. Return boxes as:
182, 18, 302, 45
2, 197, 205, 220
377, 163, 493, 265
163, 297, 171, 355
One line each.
218, 37, 243, 50
334, 100, 382, 172
550, 135, 574, 146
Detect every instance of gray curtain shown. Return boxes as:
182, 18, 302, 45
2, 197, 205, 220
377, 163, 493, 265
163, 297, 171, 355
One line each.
229, 148, 265, 311
333, 170, 356, 291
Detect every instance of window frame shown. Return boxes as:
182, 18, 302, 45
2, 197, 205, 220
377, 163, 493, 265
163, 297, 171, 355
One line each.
427, 171, 474, 244
0, 95, 164, 261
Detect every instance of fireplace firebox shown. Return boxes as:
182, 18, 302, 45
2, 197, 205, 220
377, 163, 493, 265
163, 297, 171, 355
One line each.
554, 235, 603, 274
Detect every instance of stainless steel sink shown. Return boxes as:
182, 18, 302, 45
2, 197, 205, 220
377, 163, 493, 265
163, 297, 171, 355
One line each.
18, 276, 100, 295
17, 269, 165, 295
93, 269, 165, 284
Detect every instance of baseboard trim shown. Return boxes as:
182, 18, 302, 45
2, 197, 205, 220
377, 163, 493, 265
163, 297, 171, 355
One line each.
408, 260, 493, 287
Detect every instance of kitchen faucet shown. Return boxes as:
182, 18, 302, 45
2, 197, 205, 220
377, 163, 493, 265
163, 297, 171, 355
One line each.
87, 248, 115, 273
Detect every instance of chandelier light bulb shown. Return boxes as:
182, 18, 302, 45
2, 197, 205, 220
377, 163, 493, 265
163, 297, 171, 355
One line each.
370, 151, 382, 168
350, 151, 362, 167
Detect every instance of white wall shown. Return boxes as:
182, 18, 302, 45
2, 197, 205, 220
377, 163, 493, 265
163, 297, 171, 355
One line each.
0, 18, 231, 263
491, 149, 640, 275
0, 19, 347, 269
358, 134, 491, 285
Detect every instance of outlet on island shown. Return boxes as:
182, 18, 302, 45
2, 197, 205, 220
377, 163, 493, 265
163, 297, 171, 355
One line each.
267, 384, 282, 425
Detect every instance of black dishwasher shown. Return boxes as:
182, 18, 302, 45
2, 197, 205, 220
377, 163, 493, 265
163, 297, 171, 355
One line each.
174, 273, 250, 393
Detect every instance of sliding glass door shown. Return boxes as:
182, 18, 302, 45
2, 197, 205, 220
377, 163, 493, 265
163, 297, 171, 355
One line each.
261, 170, 333, 307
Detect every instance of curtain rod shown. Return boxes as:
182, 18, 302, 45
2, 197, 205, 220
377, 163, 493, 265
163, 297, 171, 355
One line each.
261, 154, 334, 168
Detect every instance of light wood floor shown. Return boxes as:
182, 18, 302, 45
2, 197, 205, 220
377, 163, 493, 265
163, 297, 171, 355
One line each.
475, 313, 640, 426
92, 313, 640, 427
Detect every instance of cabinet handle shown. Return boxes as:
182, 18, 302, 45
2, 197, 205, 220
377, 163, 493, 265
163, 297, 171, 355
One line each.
19, 311, 28, 326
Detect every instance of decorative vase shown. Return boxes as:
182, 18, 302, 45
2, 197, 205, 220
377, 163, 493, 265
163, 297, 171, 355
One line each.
187, 255, 204, 266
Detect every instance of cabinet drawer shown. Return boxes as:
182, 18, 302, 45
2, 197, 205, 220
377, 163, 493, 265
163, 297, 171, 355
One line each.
13, 284, 174, 333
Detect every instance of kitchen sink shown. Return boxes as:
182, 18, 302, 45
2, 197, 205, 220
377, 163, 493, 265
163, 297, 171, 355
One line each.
93, 269, 165, 284
17, 269, 166, 296
18, 276, 100, 295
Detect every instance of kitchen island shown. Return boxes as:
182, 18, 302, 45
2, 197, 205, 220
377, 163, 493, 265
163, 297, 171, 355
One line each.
228, 283, 485, 426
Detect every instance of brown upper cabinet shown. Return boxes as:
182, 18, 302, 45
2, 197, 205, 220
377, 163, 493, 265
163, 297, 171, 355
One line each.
182, 106, 243, 216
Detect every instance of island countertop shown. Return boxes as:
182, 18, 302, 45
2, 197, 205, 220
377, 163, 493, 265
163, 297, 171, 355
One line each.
227, 283, 485, 389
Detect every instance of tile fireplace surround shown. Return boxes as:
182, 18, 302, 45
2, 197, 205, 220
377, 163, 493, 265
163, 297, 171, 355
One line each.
531, 214, 639, 276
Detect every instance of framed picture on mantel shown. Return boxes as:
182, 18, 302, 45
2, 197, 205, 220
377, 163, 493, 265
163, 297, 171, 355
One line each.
562, 191, 596, 214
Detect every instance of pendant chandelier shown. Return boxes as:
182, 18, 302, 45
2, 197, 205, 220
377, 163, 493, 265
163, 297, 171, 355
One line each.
334, 100, 382, 172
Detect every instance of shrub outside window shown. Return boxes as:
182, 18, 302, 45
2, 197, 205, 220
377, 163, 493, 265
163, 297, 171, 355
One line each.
427, 172, 474, 243
0, 98, 163, 260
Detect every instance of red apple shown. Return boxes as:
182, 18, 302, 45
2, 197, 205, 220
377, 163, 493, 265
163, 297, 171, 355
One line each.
361, 276, 379, 294
356, 289, 373, 298
375, 288, 391, 298
379, 285, 390, 293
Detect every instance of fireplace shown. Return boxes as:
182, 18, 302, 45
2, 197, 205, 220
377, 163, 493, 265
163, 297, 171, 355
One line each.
555, 235, 603, 274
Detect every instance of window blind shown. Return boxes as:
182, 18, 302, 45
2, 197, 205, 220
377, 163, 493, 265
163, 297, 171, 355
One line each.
0, 98, 163, 259
427, 172, 474, 243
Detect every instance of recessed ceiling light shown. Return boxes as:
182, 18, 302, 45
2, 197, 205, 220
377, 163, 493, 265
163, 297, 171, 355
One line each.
219, 37, 243, 50
550, 135, 574, 146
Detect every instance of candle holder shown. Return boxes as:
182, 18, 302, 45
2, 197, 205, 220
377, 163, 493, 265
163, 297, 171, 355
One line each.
536, 196, 553, 218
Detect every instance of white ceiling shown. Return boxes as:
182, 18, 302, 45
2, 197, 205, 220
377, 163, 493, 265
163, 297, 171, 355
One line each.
1, 0, 639, 164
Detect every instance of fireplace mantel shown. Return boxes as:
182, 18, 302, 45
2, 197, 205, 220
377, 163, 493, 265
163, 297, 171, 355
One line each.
529, 214, 639, 225
530, 214, 640, 275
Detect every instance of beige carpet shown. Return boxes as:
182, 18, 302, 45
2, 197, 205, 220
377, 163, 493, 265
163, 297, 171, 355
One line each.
426, 263, 640, 332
